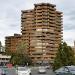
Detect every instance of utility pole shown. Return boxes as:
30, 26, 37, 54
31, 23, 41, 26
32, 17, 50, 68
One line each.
0, 41, 2, 52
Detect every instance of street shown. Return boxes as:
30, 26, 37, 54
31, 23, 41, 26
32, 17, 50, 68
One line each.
31, 68, 56, 75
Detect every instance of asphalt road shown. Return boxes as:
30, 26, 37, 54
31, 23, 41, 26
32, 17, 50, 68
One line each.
31, 67, 56, 75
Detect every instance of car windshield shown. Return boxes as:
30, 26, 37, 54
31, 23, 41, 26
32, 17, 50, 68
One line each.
68, 66, 75, 71
55, 67, 64, 72
18, 67, 28, 71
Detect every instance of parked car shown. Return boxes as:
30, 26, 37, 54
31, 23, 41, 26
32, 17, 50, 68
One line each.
45, 65, 50, 69
0, 68, 7, 75
16, 67, 31, 75
38, 66, 46, 74
0, 68, 2, 75
55, 65, 75, 75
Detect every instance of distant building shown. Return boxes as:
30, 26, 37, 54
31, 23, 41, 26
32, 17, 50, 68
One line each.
5, 34, 21, 53
1, 46, 5, 52
0, 41, 5, 53
0, 54, 11, 66
21, 3, 63, 64
5, 3, 63, 64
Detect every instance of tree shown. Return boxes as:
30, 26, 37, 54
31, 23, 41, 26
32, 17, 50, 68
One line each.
10, 41, 32, 66
53, 42, 75, 70
16, 41, 28, 55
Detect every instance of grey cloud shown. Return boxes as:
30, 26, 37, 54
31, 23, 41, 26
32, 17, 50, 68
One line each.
63, 29, 75, 46
66, 10, 75, 21
69, 16, 75, 20
0, 0, 75, 46
64, 24, 75, 30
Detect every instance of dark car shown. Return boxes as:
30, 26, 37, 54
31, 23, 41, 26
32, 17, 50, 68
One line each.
0, 66, 8, 75
55, 65, 75, 75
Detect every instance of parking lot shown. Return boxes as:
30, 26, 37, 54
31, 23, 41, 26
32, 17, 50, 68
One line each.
31, 68, 56, 75
0, 67, 56, 75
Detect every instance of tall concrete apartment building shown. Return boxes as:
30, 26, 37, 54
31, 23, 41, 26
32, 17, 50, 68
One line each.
5, 34, 21, 53
21, 3, 63, 64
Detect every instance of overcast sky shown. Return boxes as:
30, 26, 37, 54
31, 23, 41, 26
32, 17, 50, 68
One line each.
0, 0, 75, 46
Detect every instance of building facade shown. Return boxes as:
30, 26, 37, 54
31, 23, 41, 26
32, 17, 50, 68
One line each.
0, 54, 11, 66
5, 34, 21, 53
21, 3, 63, 64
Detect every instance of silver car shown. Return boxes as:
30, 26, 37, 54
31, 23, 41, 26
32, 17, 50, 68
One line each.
55, 65, 75, 75
16, 67, 31, 75
38, 66, 46, 74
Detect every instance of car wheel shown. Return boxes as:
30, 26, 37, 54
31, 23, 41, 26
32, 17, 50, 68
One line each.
56, 74, 59, 75
2, 74, 6, 75
30, 73, 31, 75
